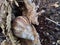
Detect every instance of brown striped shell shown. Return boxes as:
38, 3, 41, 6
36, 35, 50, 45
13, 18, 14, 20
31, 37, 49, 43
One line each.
12, 16, 41, 45
12, 16, 34, 40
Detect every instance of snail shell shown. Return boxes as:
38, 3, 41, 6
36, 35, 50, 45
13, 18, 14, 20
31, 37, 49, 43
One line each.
12, 16, 35, 40
12, 16, 41, 45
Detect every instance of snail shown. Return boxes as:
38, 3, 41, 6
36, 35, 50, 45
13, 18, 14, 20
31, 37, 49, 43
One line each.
12, 16, 35, 40
12, 16, 41, 45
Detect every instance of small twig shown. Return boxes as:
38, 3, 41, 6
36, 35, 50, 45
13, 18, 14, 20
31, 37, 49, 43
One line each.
14, 0, 19, 7
46, 17, 60, 26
